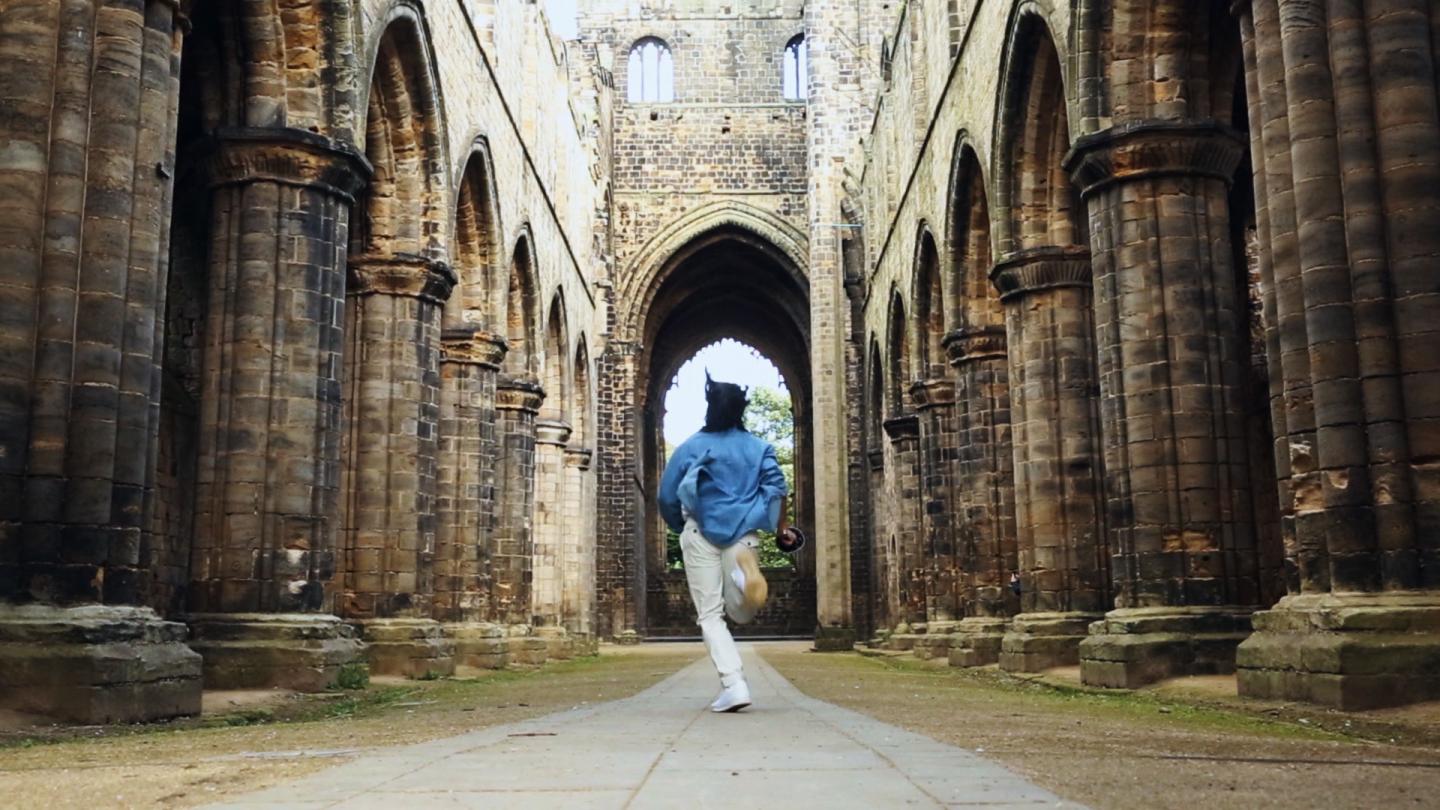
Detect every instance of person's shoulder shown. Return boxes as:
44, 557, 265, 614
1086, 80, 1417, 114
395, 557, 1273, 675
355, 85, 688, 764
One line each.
741, 430, 775, 454
673, 431, 712, 456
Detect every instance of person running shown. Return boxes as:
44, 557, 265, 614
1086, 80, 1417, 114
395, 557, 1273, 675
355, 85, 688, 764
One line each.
658, 375, 791, 713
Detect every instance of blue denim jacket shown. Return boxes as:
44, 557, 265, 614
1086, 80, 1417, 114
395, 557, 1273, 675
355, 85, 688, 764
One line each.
658, 428, 788, 547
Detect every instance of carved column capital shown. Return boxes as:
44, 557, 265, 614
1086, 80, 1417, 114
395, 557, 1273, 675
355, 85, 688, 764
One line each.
990, 246, 1092, 302
536, 420, 574, 447
1064, 119, 1246, 198
867, 449, 885, 471
909, 378, 955, 411
348, 254, 458, 304
565, 447, 594, 470
944, 326, 1007, 366
440, 327, 508, 368
882, 413, 920, 443
203, 127, 371, 201
496, 377, 546, 414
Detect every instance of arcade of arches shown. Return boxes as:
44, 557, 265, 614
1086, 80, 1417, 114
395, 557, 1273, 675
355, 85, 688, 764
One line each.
1, 0, 1438, 725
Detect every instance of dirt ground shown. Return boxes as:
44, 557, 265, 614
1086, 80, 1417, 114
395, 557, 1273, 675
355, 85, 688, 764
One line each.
0, 646, 699, 809
759, 644, 1440, 810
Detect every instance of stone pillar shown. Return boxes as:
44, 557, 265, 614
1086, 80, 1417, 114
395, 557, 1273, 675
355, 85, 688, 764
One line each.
339, 254, 456, 678
1231, 0, 1440, 709
531, 420, 573, 658
805, 0, 859, 652
944, 326, 1018, 667
881, 413, 924, 638
494, 378, 545, 625
563, 446, 596, 644
594, 340, 642, 640
1065, 120, 1261, 688
436, 328, 509, 672
185, 128, 370, 691
0, 0, 203, 722
866, 449, 892, 635
910, 379, 961, 627
991, 247, 1110, 672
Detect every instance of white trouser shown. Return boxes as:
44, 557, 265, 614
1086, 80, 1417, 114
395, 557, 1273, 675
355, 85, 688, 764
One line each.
680, 519, 759, 688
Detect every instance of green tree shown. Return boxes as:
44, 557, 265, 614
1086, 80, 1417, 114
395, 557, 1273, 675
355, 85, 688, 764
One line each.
745, 386, 796, 569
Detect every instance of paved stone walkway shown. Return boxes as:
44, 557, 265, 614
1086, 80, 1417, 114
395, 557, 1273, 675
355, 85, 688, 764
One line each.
213, 645, 1078, 808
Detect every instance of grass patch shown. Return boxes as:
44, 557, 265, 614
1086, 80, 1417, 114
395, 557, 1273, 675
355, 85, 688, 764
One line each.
0, 652, 615, 753
814, 651, 1346, 743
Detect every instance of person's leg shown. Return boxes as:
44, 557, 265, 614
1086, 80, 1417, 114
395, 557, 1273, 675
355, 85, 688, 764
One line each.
721, 535, 764, 625
681, 520, 744, 688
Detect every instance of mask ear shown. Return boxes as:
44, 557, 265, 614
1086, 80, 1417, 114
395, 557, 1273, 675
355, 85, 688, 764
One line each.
704, 369, 713, 395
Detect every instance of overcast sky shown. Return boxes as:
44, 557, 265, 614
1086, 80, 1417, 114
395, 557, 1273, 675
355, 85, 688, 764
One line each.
547, 0, 579, 38
663, 339, 789, 446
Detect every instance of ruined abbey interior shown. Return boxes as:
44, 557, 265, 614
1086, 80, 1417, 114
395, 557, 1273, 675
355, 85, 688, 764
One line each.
1, 0, 1438, 725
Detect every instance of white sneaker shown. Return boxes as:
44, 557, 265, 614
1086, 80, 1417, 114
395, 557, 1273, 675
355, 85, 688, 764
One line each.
710, 680, 752, 713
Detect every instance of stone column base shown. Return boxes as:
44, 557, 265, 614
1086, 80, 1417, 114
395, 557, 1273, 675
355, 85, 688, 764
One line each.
447, 622, 510, 673
507, 624, 550, 666
570, 633, 599, 656
948, 617, 1009, 667
535, 626, 576, 660
1236, 592, 1440, 710
885, 622, 919, 651
1080, 606, 1253, 688
813, 625, 856, 651
912, 622, 958, 660
188, 613, 365, 691
613, 630, 642, 645
0, 605, 202, 724
354, 618, 456, 679
1000, 612, 1102, 672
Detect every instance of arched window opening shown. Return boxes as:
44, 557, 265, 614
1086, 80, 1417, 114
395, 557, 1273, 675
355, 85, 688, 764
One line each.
783, 34, 808, 101
627, 38, 674, 102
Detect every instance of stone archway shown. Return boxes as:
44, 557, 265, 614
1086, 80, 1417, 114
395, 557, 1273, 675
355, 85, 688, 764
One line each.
597, 218, 812, 640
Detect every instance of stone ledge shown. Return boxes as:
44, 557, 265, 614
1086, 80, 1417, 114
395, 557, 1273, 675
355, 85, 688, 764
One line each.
506, 625, 551, 666
947, 617, 1009, 668
812, 625, 856, 652
0, 605, 202, 724
188, 613, 365, 692
1236, 592, 1440, 710
448, 622, 510, 672
1000, 611, 1104, 672
355, 618, 456, 679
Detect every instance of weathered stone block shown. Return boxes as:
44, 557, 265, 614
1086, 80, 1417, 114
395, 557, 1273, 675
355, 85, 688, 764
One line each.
1080, 607, 1253, 688
188, 613, 364, 691
1237, 593, 1440, 710
948, 617, 1009, 668
448, 622, 510, 673
812, 625, 856, 652
0, 605, 202, 724
355, 618, 456, 679
1000, 612, 1103, 672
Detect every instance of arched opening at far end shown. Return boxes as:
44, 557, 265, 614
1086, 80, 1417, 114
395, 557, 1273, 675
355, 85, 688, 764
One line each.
661, 340, 798, 573
633, 224, 815, 639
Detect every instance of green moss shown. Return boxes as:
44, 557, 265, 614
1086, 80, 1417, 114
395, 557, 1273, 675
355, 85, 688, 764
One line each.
333, 662, 370, 690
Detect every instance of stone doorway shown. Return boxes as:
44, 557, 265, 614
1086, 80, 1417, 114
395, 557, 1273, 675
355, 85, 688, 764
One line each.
598, 215, 814, 639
